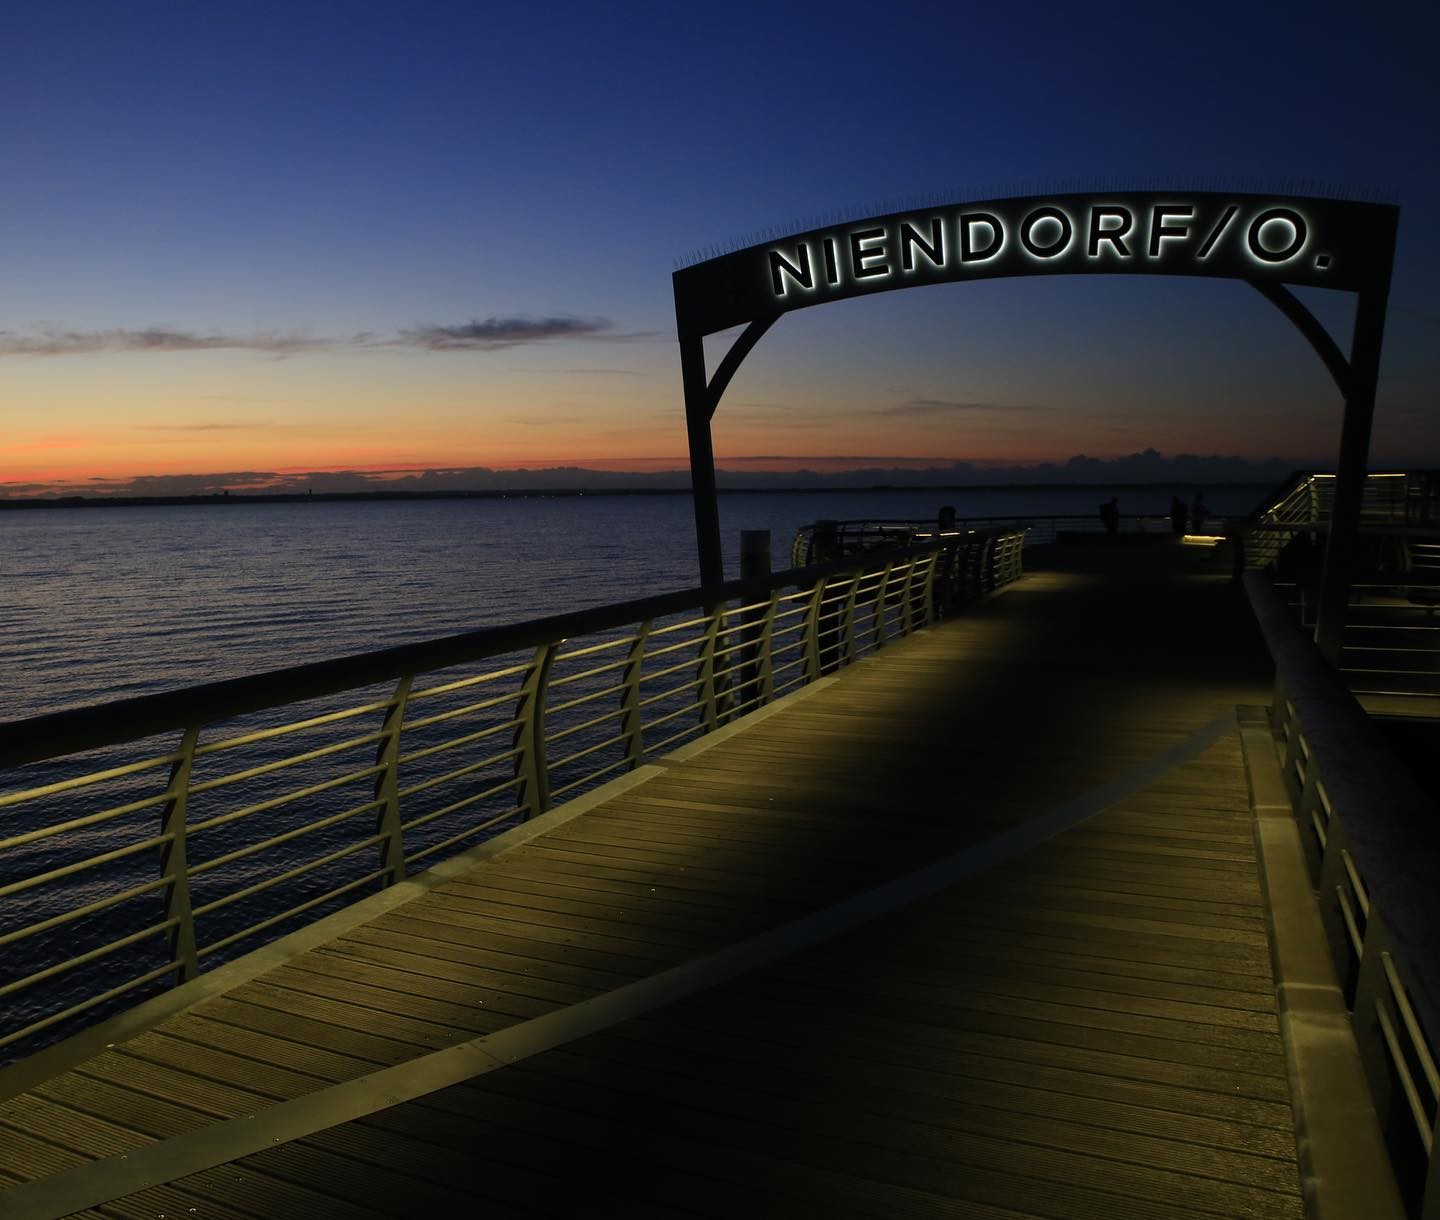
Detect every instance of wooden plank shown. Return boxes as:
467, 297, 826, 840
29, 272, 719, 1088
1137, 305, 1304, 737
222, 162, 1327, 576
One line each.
371, 909, 666, 980
514, 1044, 1302, 1196
759, 967, 1284, 1054
30, 1075, 388, 1220
967, 891, 1270, 937
413, 886, 719, 953
163, 1007, 409, 1077
222, 1138, 483, 1215
780, 956, 1280, 1034
455, 1057, 1301, 1219
627, 1005, 1293, 1102
412, 1078, 1156, 1220
306, 1111, 726, 1219
570, 1021, 1298, 1135
439, 869, 748, 935
787, 938, 1281, 1013
321, 925, 609, 1003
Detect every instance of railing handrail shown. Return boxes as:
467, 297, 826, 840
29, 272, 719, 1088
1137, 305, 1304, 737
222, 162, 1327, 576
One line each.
1244, 568, 1440, 1050
1245, 522, 1440, 537
0, 534, 979, 772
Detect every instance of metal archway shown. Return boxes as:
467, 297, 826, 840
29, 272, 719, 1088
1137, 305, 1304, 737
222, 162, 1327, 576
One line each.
673, 190, 1398, 663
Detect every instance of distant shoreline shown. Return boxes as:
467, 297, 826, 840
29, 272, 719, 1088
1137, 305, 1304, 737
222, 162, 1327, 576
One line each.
0, 482, 1275, 511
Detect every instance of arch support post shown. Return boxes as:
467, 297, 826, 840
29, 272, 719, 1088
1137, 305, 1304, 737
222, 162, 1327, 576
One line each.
1314, 286, 1392, 666
679, 315, 779, 589
680, 330, 724, 589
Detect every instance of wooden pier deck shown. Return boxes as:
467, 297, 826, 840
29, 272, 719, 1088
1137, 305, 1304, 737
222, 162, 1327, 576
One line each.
0, 537, 1328, 1218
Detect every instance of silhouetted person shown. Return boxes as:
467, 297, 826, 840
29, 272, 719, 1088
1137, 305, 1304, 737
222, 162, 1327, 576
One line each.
1170, 496, 1188, 535
1191, 491, 1209, 533
938, 505, 956, 532
1099, 497, 1119, 536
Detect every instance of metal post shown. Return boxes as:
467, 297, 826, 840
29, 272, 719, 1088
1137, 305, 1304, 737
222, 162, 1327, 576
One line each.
922, 551, 940, 626
680, 331, 724, 588
803, 578, 826, 682
757, 592, 778, 706
900, 558, 916, 634
619, 619, 652, 769
697, 605, 722, 732
513, 643, 556, 819
869, 562, 892, 650
1315, 284, 1392, 666
842, 571, 862, 660
739, 530, 770, 711
373, 675, 412, 885
159, 725, 200, 983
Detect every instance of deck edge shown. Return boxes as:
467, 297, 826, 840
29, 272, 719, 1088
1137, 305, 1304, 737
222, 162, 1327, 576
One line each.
1239, 708, 1405, 1220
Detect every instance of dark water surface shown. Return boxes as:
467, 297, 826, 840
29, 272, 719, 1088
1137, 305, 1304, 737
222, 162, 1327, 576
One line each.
0, 486, 1264, 722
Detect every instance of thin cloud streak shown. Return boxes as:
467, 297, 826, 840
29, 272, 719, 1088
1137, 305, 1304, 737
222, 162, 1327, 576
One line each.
0, 316, 641, 358
877, 398, 1050, 417
132, 422, 277, 432
0, 328, 329, 357
395, 316, 611, 350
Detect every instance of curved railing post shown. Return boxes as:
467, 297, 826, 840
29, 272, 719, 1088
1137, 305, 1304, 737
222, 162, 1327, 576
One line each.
620, 619, 652, 769
757, 590, 779, 705
900, 556, 917, 634
869, 561, 893, 650
841, 571, 862, 661
373, 674, 412, 885
923, 549, 941, 625
159, 725, 200, 984
803, 577, 826, 682
738, 587, 775, 714
697, 603, 722, 731
513, 643, 557, 820
961, 537, 980, 599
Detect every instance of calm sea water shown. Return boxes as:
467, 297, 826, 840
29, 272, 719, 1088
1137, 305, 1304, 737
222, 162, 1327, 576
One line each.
0, 486, 1266, 723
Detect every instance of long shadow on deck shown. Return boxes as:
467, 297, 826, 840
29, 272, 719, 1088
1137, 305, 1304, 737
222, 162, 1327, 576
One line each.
0, 536, 1293, 1219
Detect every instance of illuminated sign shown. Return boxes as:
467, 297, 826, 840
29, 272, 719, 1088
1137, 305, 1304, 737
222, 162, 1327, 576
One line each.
673, 191, 1397, 337
766, 201, 1314, 298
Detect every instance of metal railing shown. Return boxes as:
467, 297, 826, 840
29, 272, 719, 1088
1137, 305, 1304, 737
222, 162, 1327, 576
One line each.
791, 514, 1178, 567
1247, 571, 1440, 1218
0, 528, 1025, 1061
1238, 470, 1437, 571
1239, 472, 1440, 701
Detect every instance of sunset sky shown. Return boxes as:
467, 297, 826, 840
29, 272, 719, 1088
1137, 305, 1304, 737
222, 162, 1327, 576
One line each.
3, 2, 1437, 495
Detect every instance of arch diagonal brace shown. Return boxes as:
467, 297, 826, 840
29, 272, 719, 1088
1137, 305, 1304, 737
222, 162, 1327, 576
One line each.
1250, 280, 1352, 399
703, 314, 779, 420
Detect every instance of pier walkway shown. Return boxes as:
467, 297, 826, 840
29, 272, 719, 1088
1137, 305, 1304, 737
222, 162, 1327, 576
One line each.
1, 539, 1325, 1217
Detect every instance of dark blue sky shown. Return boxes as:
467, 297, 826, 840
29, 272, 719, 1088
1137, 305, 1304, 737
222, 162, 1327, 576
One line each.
3, 1, 1436, 490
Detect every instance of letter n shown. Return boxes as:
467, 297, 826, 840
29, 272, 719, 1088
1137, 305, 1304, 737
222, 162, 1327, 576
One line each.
769, 245, 813, 296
